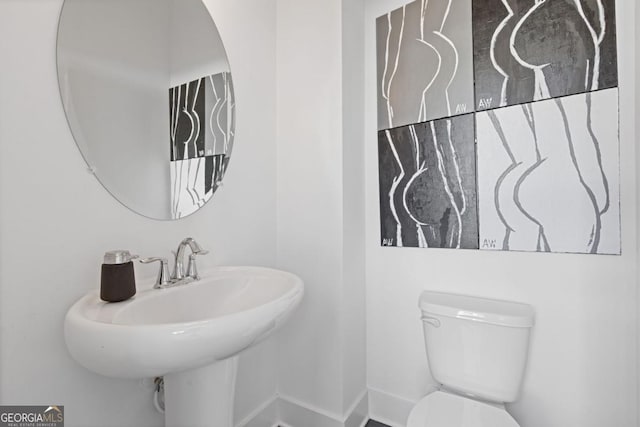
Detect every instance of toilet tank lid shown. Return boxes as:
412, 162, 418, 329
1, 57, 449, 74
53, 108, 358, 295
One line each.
419, 291, 535, 328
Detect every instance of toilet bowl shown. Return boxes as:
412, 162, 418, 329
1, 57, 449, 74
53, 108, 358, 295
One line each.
408, 291, 534, 427
407, 391, 519, 427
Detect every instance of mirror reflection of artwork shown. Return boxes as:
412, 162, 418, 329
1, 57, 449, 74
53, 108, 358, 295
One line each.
473, 0, 618, 110
169, 72, 234, 219
376, 0, 474, 131
170, 80, 205, 160
378, 114, 478, 249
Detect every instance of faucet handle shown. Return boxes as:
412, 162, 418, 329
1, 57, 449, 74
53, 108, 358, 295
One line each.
140, 257, 171, 288
170, 250, 183, 280
186, 252, 207, 280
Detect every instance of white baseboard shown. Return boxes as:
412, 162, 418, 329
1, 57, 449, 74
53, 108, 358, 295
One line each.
238, 391, 369, 427
235, 396, 279, 427
278, 396, 344, 427
368, 387, 423, 427
344, 391, 368, 427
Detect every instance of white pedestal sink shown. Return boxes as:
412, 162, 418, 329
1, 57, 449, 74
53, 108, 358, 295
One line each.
65, 266, 304, 427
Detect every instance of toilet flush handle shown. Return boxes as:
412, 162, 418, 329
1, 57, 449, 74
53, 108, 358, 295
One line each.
421, 315, 441, 328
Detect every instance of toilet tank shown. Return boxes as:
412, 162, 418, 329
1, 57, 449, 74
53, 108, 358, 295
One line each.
420, 291, 534, 403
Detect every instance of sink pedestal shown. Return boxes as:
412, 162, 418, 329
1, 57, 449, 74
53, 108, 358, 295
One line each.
165, 357, 238, 427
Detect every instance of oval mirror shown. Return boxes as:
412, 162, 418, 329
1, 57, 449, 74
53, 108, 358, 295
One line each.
56, 0, 235, 220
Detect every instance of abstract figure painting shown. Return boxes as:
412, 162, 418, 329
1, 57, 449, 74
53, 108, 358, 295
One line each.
170, 155, 228, 219
476, 89, 619, 254
375, 0, 620, 255
169, 72, 235, 219
170, 79, 205, 161
473, 0, 618, 110
170, 72, 235, 161
376, 0, 474, 131
204, 73, 234, 158
171, 157, 207, 216
378, 115, 478, 249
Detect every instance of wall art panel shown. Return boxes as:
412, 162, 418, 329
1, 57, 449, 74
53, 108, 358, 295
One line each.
378, 114, 478, 249
376, 0, 474, 131
204, 72, 235, 158
170, 78, 205, 161
170, 154, 227, 219
473, 0, 618, 111
170, 72, 235, 161
476, 88, 620, 254
169, 71, 234, 219
375, 0, 620, 255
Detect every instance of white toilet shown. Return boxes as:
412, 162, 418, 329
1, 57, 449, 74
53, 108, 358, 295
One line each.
408, 291, 534, 427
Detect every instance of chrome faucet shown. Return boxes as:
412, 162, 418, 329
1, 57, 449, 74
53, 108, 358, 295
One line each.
172, 237, 209, 280
140, 237, 209, 289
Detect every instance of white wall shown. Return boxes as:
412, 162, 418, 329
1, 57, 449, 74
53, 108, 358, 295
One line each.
340, 0, 367, 416
275, 0, 345, 415
0, 0, 278, 426
636, 0, 640, 422
275, 0, 367, 422
364, 2, 638, 427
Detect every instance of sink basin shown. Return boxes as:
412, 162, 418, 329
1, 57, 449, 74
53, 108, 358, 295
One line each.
65, 266, 304, 379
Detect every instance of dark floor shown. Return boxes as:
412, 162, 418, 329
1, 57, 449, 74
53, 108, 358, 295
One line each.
279, 420, 389, 427
279, 421, 389, 427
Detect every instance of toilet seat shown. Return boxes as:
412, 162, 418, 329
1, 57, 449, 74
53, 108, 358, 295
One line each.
407, 391, 520, 427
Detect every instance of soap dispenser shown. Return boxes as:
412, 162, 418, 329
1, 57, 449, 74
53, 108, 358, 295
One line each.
100, 250, 138, 302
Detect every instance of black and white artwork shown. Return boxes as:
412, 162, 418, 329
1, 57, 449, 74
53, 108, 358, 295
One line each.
170, 79, 205, 160
170, 72, 235, 161
170, 154, 227, 219
169, 72, 235, 219
376, 0, 474, 131
204, 73, 234, 157
473, 0, 618, 110
375, 0, 620, 254
476, 88, 620, 254
378, 114, 478, 249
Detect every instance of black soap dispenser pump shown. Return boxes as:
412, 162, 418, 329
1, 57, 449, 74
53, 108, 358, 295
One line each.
100, 250, 138, 302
